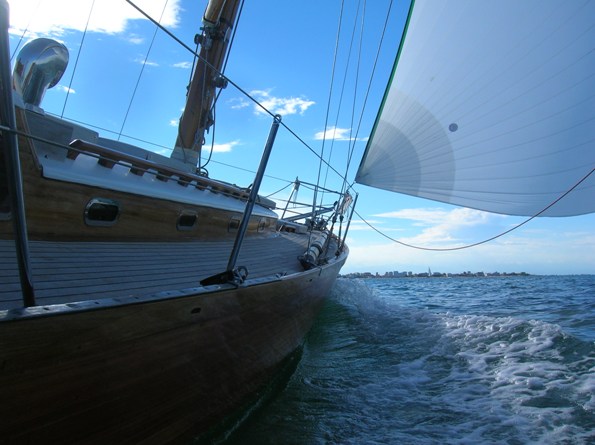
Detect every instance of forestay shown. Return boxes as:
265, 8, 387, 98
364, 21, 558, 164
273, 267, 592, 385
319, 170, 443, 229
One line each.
356, 0, 595, 217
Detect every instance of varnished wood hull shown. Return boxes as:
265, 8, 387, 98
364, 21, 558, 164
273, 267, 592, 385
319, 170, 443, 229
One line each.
0, 252, 346, 444
1, 91, 350, 444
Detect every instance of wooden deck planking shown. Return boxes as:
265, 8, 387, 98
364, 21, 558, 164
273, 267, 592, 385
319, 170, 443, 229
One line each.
0, 233, 318, 309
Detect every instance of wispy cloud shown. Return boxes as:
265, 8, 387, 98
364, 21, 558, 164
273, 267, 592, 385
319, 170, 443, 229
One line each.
375, 208, 491, 226
172, 61, 192, 69
229, 97, 250, 110
314, 126, 351, 141
348, 218, 405, 232
345, 226, 595, 275
314, 126, 367, 142
205, 140, 241, 153
249, 90, 314, 116
372, 207, 501, 246
135, 58, 158, 67
165, 118, 239, 153
127, 35, 145, 45
57, 85, 75, 94
9, 0, 182, 38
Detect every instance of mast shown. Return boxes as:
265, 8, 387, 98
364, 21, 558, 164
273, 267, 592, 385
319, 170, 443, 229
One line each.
171, 0, 241, 169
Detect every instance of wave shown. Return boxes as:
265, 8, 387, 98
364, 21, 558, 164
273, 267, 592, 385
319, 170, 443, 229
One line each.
307, 278, 595, 444
222, 277, 595, 445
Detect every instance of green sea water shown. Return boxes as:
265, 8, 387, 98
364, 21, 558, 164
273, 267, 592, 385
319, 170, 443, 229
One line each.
223, 275, 595, 444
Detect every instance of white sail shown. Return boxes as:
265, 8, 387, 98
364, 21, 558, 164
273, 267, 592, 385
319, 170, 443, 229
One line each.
356, 0, 595, 217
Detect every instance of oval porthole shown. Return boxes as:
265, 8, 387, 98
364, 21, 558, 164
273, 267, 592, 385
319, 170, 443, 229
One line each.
177, 211, 197, 231
228, 216, 240, 232
84, 198, 120, 226
257, 218, 266, 232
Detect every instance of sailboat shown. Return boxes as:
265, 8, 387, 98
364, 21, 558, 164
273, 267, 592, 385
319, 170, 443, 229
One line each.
1, 0, 593, 443
1, 1, 352, 442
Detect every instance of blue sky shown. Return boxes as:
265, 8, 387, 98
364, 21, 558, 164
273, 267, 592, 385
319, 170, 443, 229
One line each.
8, 0, 595, 275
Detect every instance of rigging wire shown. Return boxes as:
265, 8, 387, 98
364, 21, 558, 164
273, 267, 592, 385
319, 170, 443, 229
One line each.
312, 0, 346, 224
320, 0, 361, 200
124, 0, 350, 185
118, 0, 169, 140
60, 0, 96, 118
9, 0, 43, 61
178, 31, 201, 166
192, 37, 209, 168
187, 33, 200, 87
355, 166, 595, 252
344, 0, 366, 187
200, 100, 216, 172
345, 0, 394, 192
41, 111, 293, 186
9, 1, 590, 256
264, 181, 294, 199
201, 0, 244, 172
220, 0, 245, 74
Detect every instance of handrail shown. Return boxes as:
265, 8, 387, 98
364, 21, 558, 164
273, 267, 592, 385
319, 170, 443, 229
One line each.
67, 139, 275, 209
69, 139, 247, 192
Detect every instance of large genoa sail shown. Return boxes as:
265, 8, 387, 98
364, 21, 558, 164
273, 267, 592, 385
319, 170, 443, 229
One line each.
356, 0, 595, 217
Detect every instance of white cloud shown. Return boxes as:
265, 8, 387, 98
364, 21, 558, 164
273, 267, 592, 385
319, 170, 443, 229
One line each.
348, 219, 404, 232
345, 209, 595, 275
204, 140, 240, 153
9, 0, 182, 38
127, 34, 145, 45
229, 97, 250, 110
341, 207, 595, 274
248, 90, 314, 116
172, 61, 192, 69
343, 229, 595, 275
169, 119, 178, 127
314, 126, 367, 142
135, 57, 158, 67
374, 208, 452, 224
57, 85, 75, 94
375, 207, 494, 226
370, 207, 501, 247
314, 126, 351, 141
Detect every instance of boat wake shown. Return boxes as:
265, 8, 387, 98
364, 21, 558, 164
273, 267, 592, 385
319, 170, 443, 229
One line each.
220, 276, 595, 444
289, 278, 595, 445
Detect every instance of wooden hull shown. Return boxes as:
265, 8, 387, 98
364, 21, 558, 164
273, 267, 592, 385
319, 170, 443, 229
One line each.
0, 252, 346, 444
0, 83, 351, 444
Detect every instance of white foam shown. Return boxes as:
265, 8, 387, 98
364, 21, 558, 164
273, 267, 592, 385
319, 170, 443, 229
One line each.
324, 279, 595, 444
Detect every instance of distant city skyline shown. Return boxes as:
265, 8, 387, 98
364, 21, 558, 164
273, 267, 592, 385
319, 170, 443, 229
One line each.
342, 270, 532, 279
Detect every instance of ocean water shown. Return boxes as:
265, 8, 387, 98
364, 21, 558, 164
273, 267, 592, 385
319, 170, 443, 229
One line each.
223, 275, 595, 445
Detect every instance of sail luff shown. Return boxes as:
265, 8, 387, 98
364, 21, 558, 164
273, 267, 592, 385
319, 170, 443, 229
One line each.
356, 0, 595, 217
357, 0, 416, 180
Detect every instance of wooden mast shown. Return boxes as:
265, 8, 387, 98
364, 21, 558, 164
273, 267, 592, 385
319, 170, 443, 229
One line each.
170, 0, 241, 169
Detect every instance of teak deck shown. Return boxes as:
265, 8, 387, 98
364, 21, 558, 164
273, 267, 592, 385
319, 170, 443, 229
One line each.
1, 232, 314, 309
